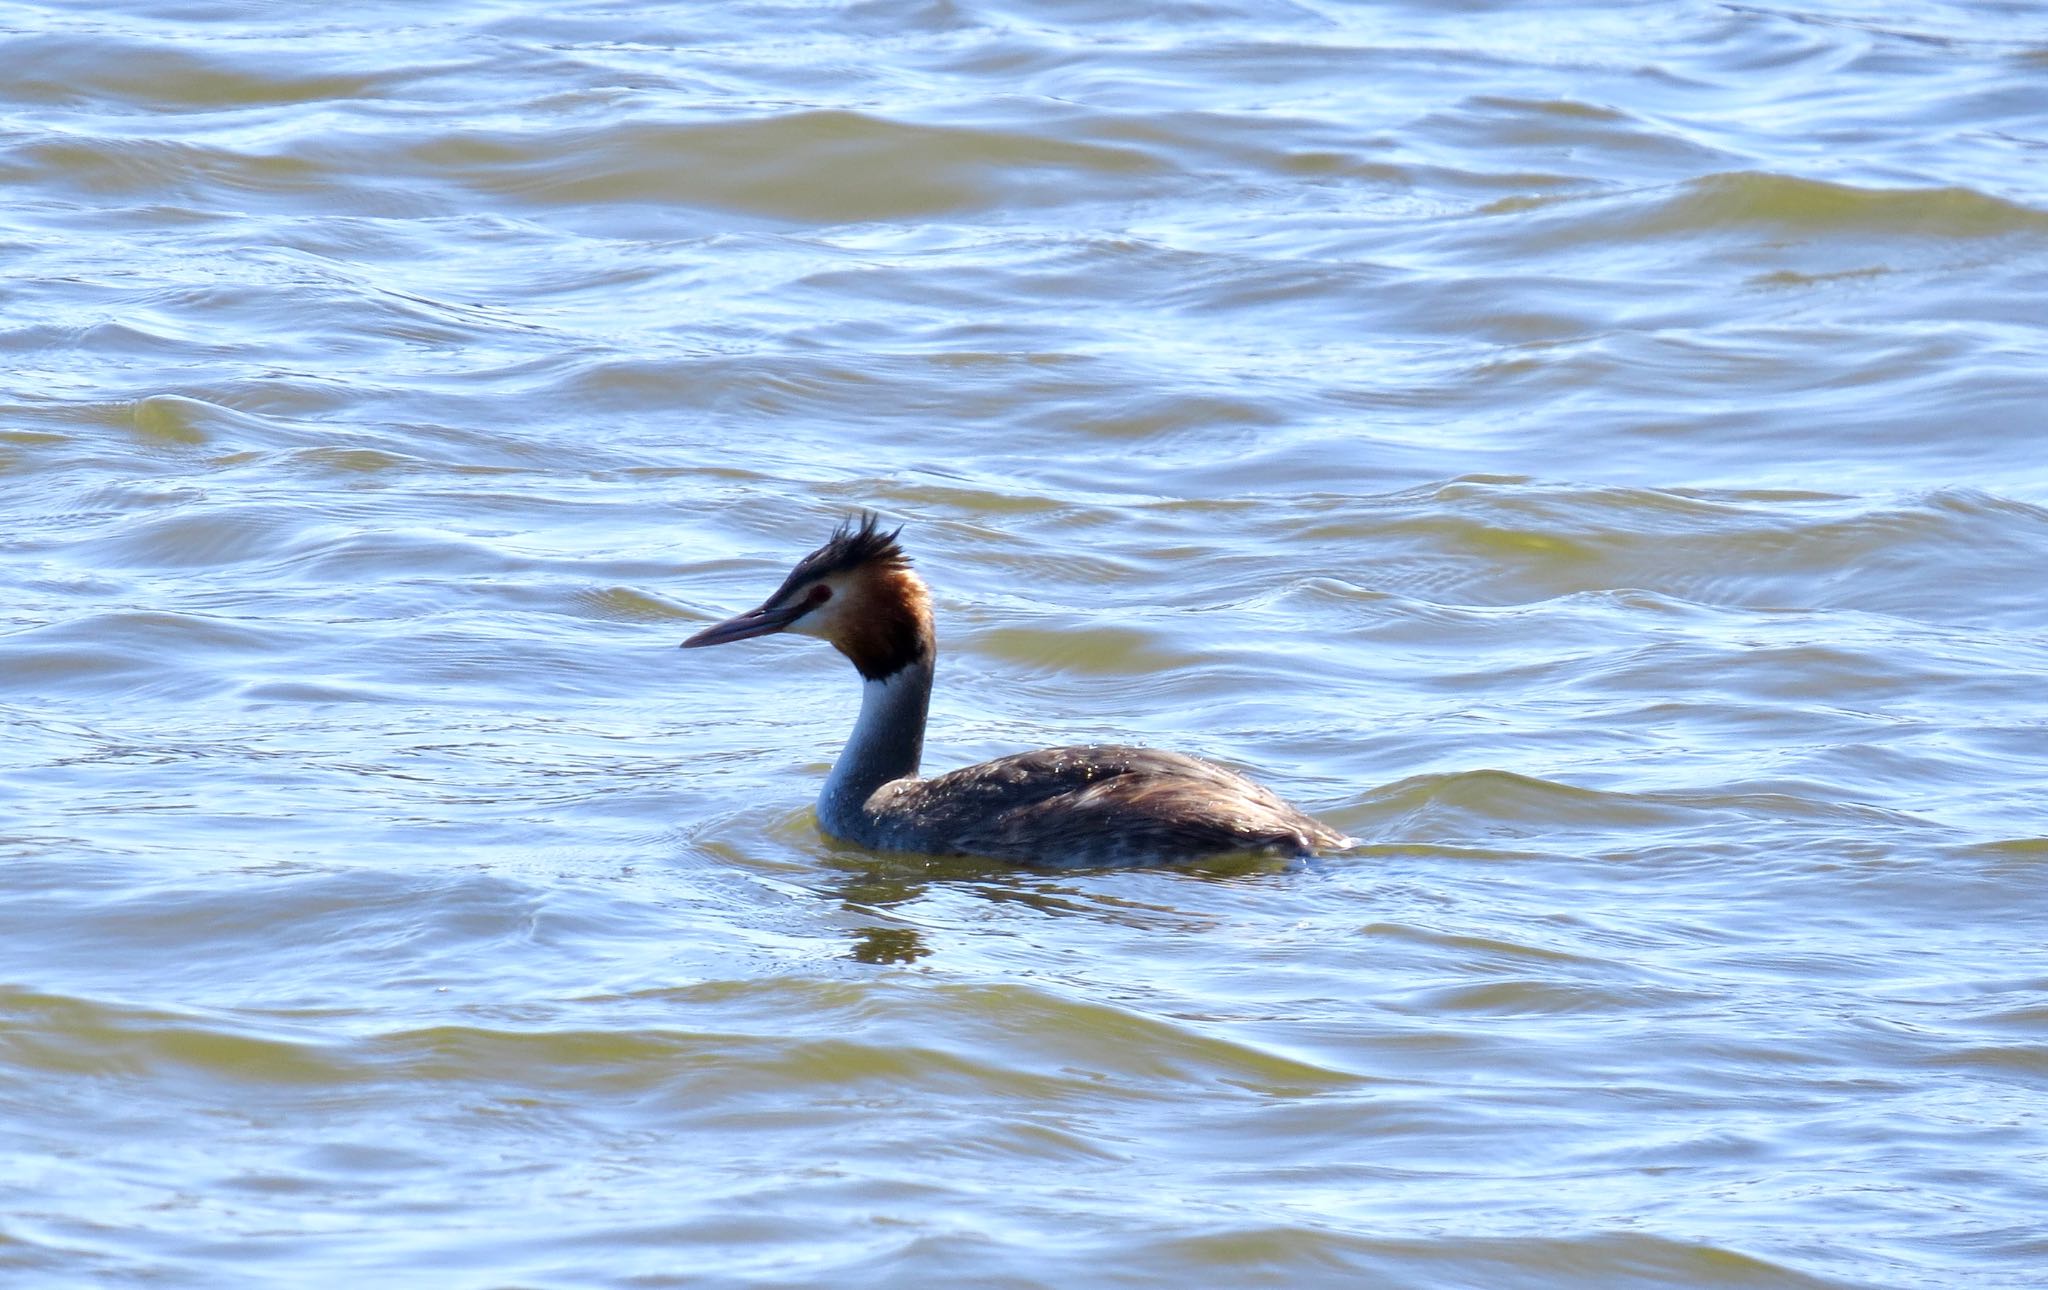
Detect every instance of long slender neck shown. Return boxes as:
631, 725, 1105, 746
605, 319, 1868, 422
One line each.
817, 658, 932, 839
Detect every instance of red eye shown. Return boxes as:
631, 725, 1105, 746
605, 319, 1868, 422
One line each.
807, 584, 832, 605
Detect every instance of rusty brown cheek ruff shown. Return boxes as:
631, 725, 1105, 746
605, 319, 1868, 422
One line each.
831, 563, 931, 681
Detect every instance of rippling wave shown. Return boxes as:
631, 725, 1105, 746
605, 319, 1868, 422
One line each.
4, 0, 2046, 1285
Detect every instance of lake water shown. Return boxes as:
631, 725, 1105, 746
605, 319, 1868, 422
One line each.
4, 1, 2047, 1285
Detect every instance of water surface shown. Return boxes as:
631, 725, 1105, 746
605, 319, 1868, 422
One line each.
4, 1, 2048, 1286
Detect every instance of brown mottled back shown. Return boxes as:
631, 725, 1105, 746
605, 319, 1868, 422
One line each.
867, 745, 1350, 867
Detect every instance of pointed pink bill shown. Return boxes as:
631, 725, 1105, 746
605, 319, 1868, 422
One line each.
680, 600, 809, 649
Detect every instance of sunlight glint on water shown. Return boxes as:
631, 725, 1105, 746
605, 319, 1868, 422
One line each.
3, 1, 2047, 1286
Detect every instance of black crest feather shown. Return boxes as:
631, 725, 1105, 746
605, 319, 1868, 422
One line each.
766, 512, 909, 607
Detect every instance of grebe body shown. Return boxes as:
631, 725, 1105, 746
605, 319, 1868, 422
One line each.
683, 515, 1350, 867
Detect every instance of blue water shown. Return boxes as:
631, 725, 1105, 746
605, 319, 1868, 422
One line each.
4, 1, 2047, 1285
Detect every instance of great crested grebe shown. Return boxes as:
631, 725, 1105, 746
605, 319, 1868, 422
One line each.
682, 514, 1352, 867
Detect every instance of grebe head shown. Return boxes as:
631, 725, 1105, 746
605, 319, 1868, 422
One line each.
681, 512, 933, 680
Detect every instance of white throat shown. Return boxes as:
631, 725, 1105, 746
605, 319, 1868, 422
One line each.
817, 660, 931, 839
